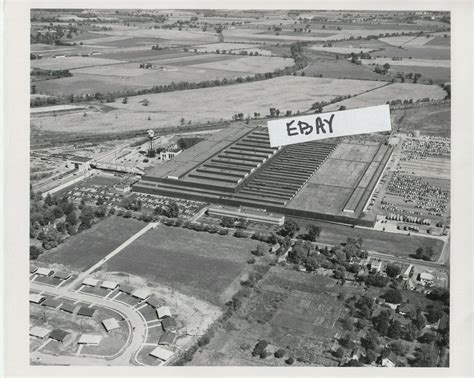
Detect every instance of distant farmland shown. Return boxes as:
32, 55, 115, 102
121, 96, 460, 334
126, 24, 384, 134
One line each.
31, 76, 386, 134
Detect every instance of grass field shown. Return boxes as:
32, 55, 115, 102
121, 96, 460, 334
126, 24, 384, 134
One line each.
391, 103, 450, 137
302, 59, 388, 81
389, 66, 450, 85
309, 46, 375, 54
190, 56, 294, 73
371, 46, 450, 60
289, 217, 444, 259
363, 58, 450, 68
32, 76, 386, 134
426, 37, 450, 46
105, 226, 266, 305
324, 83, 447, 111
38, 216, 145, 270
379, 36, 436, 47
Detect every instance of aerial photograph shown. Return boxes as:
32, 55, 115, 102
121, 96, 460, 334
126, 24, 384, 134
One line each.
29, 9, 450, 367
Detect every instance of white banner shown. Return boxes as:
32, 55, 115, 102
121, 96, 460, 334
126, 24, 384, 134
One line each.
267, 105, 391, 147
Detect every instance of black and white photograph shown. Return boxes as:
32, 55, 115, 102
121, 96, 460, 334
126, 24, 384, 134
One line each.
1, 2, 473, 376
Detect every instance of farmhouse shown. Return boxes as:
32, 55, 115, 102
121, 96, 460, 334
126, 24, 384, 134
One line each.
156, 306, 172, 319
77, 306, 96, 318
132, 288, 151, 300
159, 331, 177, 346
78, 334, 102, 346
29, 326, 50, 339
149, 346, 174, 361
29, 293, 45, 304
102, 318, 120, 332
49, 329, 70, 342
82, 277, 99, 287
101, 280, 118, 290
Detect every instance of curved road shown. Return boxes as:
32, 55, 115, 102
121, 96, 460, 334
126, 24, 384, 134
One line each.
30, 281, 146, 366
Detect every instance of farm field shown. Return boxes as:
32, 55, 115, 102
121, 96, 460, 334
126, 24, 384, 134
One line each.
391, 103, 450, 137
31, 56, 125, 70
379, 36, 436, 46
32, 76, 386, 134
190, 266, 361, 366
309, 46, 375, 54
190, 56, 294, 73
37, 216, 145, 270
302, 59, 388, 81
105, 226, 266, 305
288, 217, 444, 259
324, 83, 447, 111
363, 58, 450, 68
371, 46, 450, 60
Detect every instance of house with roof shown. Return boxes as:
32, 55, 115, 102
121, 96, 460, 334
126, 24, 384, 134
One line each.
161, 317, 177, 332
36, 267, 53, 276
82, 277, 99, 287
132, 288, 151, 300
30, 266, 38, 274
397, 303, 416, 317
119, 284, 135, 295
146, 295, 164, 309
101, 281, 118, 290
102, 318, 120, 332
379, 352, 398, 367
419, 271, 435, 286
29, 293, 45, 304
42, 297, 63, 309
157, 306, 172, 319
78, 334, 102, 346
159, 331, 177, 346
49, 329, 70, 342
149, 346, 174, 362
60, 303, 76, 314
77, 306, 96, 318
29, 326, 50, 339
53, 271, 71, 280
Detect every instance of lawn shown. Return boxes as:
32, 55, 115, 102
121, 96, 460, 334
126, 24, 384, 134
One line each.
38, 216, 146, 270
105, 226, 265, 305
33, 76, 386, 135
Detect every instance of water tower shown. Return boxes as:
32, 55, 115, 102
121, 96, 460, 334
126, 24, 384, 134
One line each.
147, 129, 156, 157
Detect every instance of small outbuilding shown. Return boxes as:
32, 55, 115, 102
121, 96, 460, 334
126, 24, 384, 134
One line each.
29, 326, 50, 339
161, 317, 177, 332
149, 346, 174, 361
102, 318, 120, 332
101, 281, 118, 290
156, 306, 172, 319
82, 277, 99, 287
49, 329, 70, 342
29, 293, 45, 304
78, 334, 102, 346
77, 306, 96, 318
132, 288, 151, 300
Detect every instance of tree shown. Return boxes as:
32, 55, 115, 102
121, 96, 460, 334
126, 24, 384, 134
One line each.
279, 219, 299, 237
385, 263, 401, 278
274, 349, 285, 358
425, 305, 444, 324
167, 201, 179, 218
372, 310, 391, 336
388, 320, 403, 339
361, 333, 379, 351
333, 347, 344, 358
382, 288, 403, 304
30, 245, 43, 260
66, 211, 78, 225
306, 224, 321, 241
220, 217, 234, 228
251, 340, 268, 357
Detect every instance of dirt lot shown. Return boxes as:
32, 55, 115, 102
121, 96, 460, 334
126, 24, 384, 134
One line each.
32, 76, 385, 134
105, 226, 266, 305
38, 216, 146, 270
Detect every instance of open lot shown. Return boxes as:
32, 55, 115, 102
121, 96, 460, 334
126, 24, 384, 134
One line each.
105, 226, 266, 305
32, 76, 386, 134
324, 83, 447, 111
38, 216, 145, 270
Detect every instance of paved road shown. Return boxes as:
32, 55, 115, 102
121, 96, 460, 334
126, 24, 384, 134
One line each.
30, 281, 146, 366
66, 222, 158, 289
